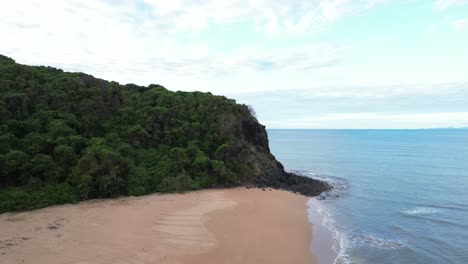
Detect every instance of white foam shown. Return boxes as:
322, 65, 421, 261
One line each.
297, 170, 351, 264
350, 234, 405, 250
307, 198, 352, 264
401, 207, 437, 216
305, 174, 405, 264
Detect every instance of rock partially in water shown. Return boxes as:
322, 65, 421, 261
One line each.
246, 170, 332, 197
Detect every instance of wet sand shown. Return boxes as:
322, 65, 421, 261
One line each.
0, 188, 318, 264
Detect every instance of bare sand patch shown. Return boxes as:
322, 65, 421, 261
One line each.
0, 188, 317, 264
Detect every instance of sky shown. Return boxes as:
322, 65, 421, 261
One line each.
1, 0, 468, 129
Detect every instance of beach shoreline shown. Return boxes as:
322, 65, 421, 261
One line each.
0, 188, 333, 264
308, 199, 339, 264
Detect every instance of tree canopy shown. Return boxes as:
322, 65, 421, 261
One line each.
0, 54, 280, 213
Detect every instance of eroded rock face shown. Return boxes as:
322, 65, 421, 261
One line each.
215, 105, 282, 179
216, 105, 331, 197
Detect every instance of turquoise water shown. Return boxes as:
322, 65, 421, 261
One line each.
268, 129, 468, 264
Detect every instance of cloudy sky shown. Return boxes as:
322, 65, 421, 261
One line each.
1, 0, 468, 128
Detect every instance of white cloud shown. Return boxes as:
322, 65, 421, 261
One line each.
233, 81, 468, 128
1, 1, 467, 129
262, 112, 468, 129
2, 0, 380, 87
453, 18, 468, 30
435, 0, 468, 10
320, 0, 354, 21
375, 34, 395, 43
141, 0, 385, 34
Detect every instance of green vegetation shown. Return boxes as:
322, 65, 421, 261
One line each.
0, 54, 279, 213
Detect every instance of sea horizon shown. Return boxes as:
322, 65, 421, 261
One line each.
268, 129, 468, 264
267, 128, 468, 130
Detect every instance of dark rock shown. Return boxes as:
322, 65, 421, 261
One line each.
245, 169, 331, 197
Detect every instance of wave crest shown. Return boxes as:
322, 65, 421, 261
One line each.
350, 234, 405, 250
401, 207, 438, 216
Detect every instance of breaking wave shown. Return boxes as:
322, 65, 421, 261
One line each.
401, 207, 438, 216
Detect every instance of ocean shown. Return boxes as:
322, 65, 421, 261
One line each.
267, 129, 468, 264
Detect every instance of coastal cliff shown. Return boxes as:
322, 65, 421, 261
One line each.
0, 55, 329, 213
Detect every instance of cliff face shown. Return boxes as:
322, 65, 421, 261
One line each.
213, 103, 285, 177
1, 55, 331, 213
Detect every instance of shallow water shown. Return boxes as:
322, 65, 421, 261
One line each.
268, 129, 468, 264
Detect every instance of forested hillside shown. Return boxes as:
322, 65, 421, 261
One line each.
0, 54, 288, 213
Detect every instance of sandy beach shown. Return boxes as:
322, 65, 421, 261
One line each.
0, 188, 318, 264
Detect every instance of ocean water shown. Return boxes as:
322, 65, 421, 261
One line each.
267, 129, 468, 264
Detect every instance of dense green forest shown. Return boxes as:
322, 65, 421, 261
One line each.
0, 54, 284, 213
